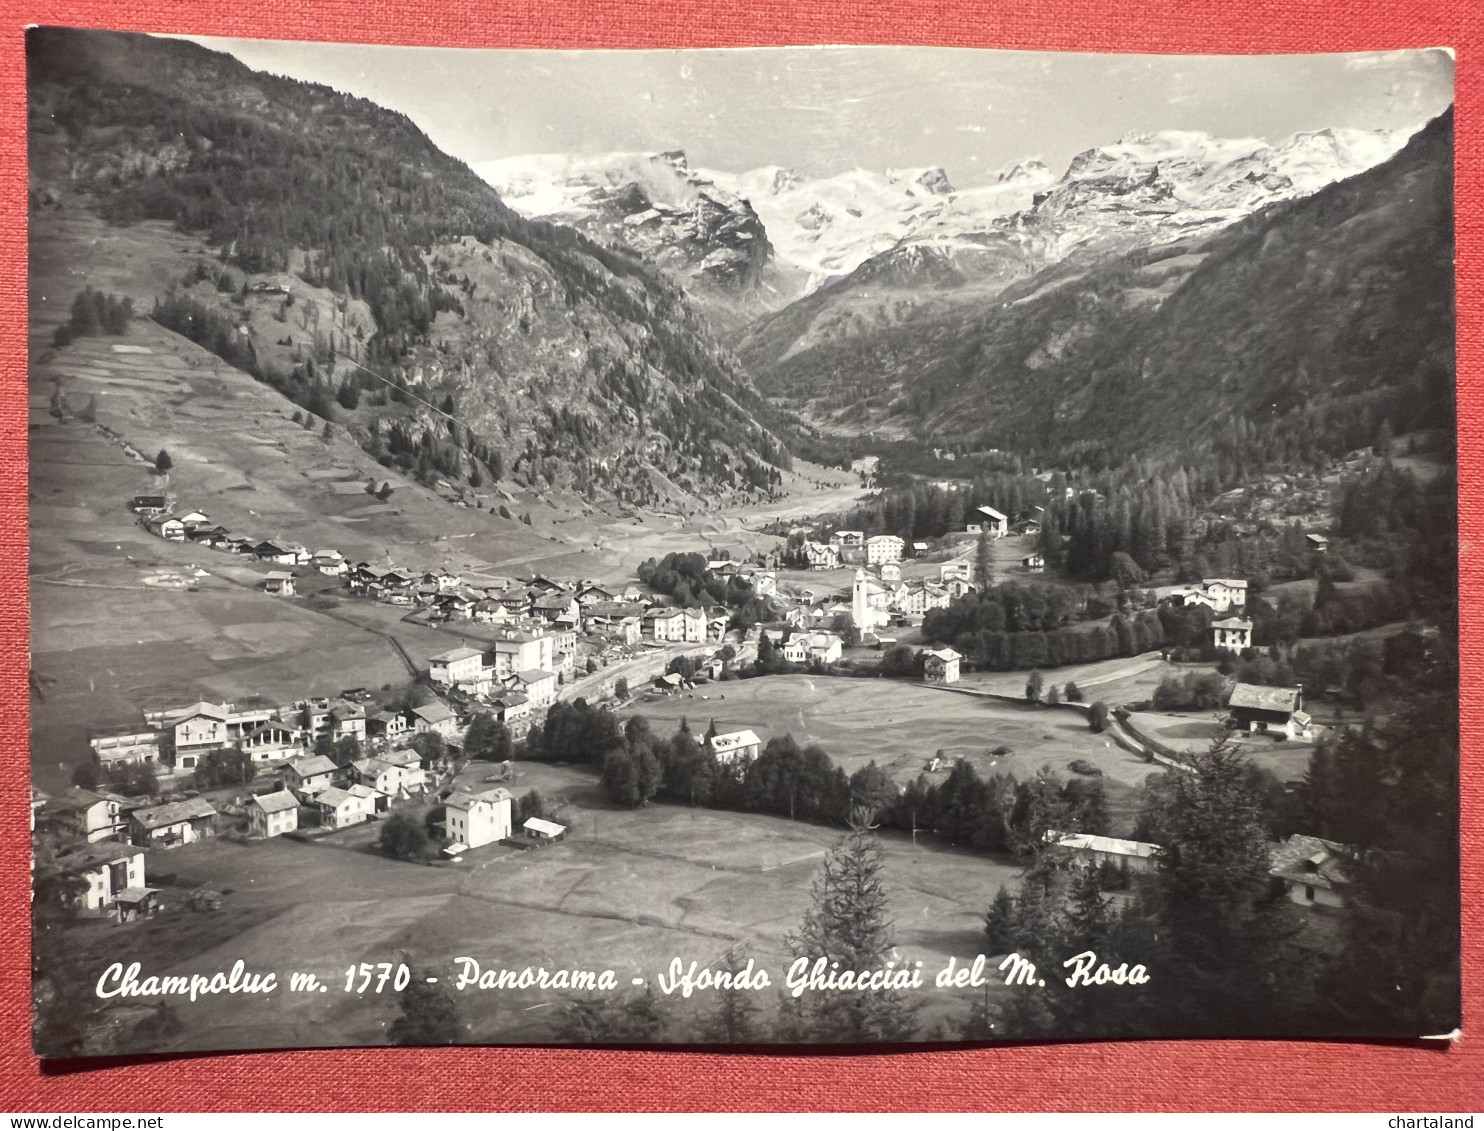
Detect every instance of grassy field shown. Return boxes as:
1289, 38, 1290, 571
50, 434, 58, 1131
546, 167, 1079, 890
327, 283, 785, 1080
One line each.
955, 651, 1179, 707
44, 760, 1030, 1052
622, 673, 1163, 836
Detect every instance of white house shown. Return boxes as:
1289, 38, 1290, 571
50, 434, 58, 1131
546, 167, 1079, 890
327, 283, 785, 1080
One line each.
282, 754, 338, 799
709, 729, 762, 765
865, 535, 905, 565
444, 787, 513, 850
1211, 616, 1253, 654
802, 632, 843, 664
513, 669, 558, 710
313, 549, 347, 576
410, 700, 459, 740
167, 702, 232, 767
316, 786, 375, 830
41, 790, 123, 844
429, 645, 486, 687
262, 571, 296, 597
803, 541, 840, 571
247, 790, 300, 838
50, 843, 146, 914
491, 629, 554, 677
644, 608, 687, 643
1201, 578, 1249, 614
879, 562, 902, 583
922, 647, 962, 685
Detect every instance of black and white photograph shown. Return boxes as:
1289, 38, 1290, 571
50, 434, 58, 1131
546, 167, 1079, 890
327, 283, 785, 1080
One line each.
26, 27, 1459, 1056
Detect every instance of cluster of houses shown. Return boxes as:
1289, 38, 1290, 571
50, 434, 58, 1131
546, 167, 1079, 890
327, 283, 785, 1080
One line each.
85, 692, 463, 778
800, 530, 911, 572
1148, 577, 1255, 655
129, 494, 321, 598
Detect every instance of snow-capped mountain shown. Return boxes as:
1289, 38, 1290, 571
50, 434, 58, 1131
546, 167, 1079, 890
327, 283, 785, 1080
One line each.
734, 122, 1418, 403
475, 151, 780, 325
699, 160, 1056, 291
477, 124, 1412, 332
1018, 126, 1412, 263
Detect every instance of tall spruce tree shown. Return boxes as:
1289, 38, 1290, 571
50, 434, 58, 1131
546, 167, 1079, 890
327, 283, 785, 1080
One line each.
783, 808, 918, 1043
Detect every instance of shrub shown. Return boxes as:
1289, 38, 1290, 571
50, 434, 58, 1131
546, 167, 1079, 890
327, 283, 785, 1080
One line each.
378, 814, 433, 862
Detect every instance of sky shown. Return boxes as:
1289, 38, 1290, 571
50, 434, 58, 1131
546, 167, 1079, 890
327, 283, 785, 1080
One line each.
181, 36, 1454, 187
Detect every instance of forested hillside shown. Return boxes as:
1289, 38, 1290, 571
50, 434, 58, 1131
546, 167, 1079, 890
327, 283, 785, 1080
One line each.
27, 28, 792, 508
743, 109, 1454, 478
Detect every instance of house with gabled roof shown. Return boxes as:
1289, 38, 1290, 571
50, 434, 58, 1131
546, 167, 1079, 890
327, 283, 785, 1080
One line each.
316, 786, 375, 830
129, 797, 217, 849
252, 539, 300, 565
409, 700, 458, 739
1212, 616, 1253, 654
44, 842, 146, 915
428, 645, 486, 687
1269, 834, 1351, 909
803, 541, 839, 571
282, 754, 338, 799
708, 729, 761, 765
366, 709, 412, 746
41, 790, 123, 844
145, 515, 186, 541
923, 647, 962, 685
976, 505, 1009, 537
514, 669, 558, 710
247, 790, 300, 838
444, 787, 512, 850
165, 702, 232, 768
262, 570, 296, 597
1228, 683, 1312, 741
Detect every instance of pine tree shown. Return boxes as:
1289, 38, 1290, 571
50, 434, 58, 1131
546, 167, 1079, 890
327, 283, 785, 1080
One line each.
976, 529, 994, 588
784, 809, 919, 1042
699, 947, 762, 1044
388, 965, 461, 1045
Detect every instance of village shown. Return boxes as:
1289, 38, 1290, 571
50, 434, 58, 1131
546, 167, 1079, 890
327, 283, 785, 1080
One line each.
32, 479, 1344, 947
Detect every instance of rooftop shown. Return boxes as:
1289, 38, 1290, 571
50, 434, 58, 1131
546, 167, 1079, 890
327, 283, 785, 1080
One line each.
1229, 683, 1301, 713
132, 797, 218, 830
249, 790, 300, 814
1052, 832, 1160, 859
430, 646, 485, 664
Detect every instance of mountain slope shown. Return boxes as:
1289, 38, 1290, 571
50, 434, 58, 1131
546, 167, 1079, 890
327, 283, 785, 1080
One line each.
27, 27, 792, 512
743, 108, 1454, 467
476, 150, 789, 331
738, 125, 1412, 406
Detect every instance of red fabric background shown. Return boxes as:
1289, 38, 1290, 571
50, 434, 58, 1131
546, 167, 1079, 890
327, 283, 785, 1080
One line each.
0, 0, 1479, 1112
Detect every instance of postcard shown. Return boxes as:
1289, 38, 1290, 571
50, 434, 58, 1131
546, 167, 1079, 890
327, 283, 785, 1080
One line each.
26, 27, 1459, 1054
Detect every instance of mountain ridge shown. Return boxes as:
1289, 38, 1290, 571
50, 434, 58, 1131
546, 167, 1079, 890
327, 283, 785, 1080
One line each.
27, 27, 794, 514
